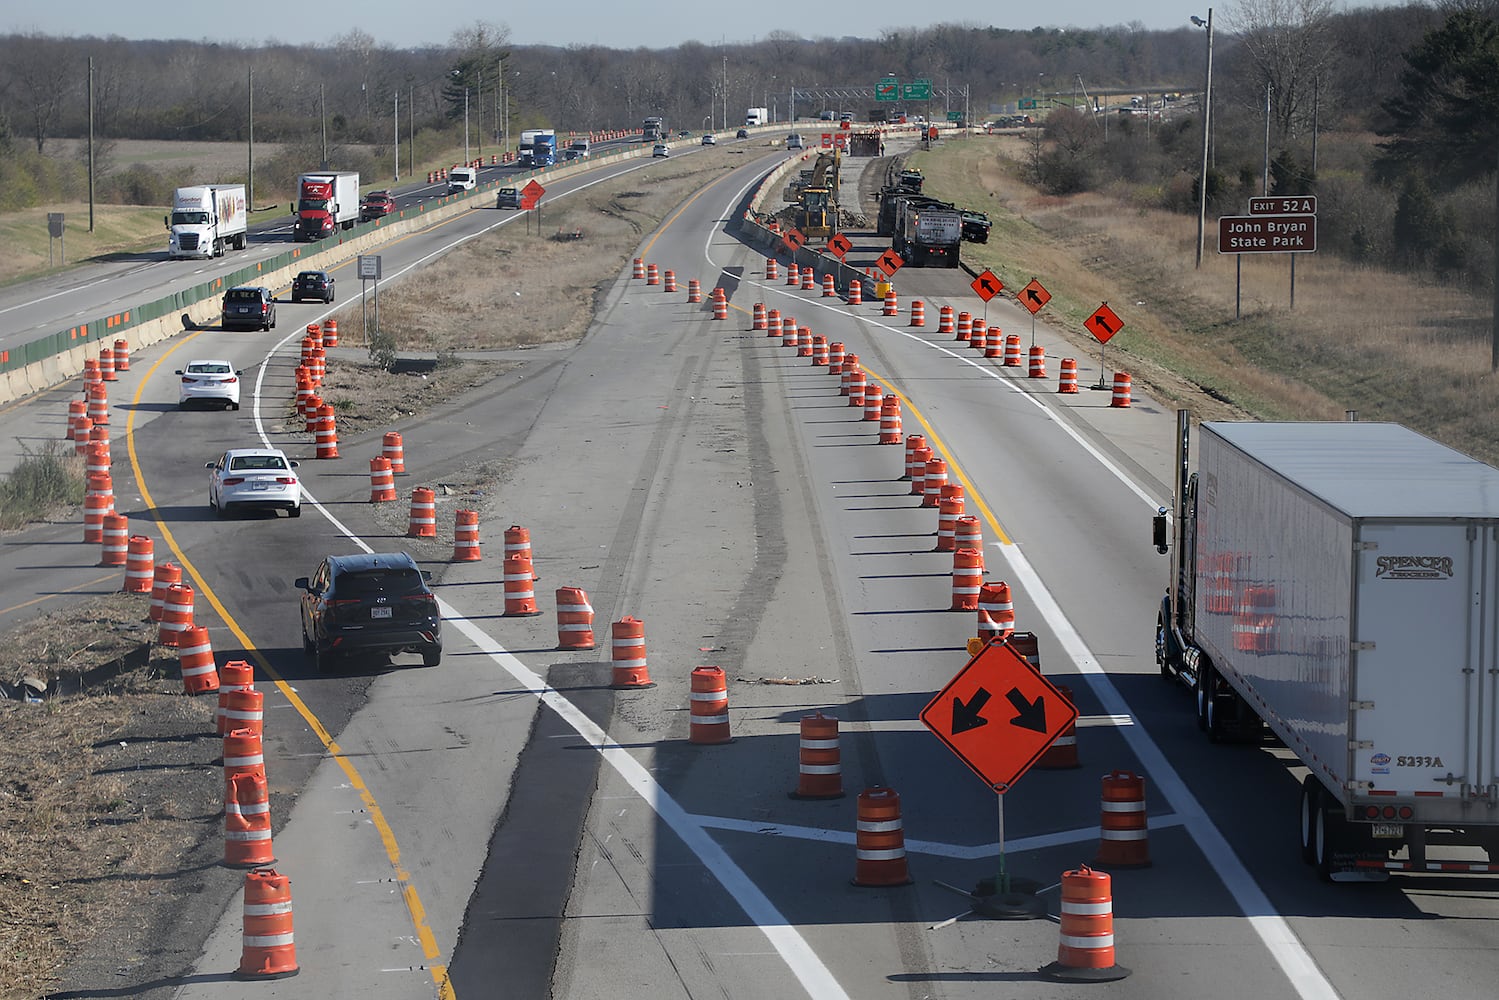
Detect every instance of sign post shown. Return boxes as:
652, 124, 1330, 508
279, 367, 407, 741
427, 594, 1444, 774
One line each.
1219, 195, 1317, 316
1019, 277, 1051, 346
920, 639, 1076, 911
1084, 302, 1124, 388
357, 254, 382, 345
971, 269, 1003, 328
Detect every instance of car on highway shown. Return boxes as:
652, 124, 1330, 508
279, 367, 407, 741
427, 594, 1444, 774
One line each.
206, 447, 302, 518
652, 143, 670, 158
295, 551, 442, 672
736, 128, 749, 139
221, 286, 277, 331
359, 191, 396, 221
701, 133, 716, 145
176, 360, 241, 410
290, 270, 335, 304
677, 129, 691, 138
786, 133, 804, 149
495, 187, 521, 209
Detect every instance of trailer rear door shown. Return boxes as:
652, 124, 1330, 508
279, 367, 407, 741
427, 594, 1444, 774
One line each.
1351, 522, 1495, 802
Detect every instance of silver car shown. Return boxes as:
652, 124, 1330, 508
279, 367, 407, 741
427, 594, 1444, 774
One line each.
207, 448, 302, 518
177, 360, 241, 410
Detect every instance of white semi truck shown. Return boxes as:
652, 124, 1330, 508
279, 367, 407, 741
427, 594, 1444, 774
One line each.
165, 184, 247, 259
1154, 411, 1499, 880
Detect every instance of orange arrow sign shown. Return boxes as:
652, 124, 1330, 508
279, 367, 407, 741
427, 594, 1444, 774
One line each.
971, 269, 1003, 302
919, 640, 1077, 791
1019, 278, 1051, 315
782, 228, 806, 253
878, 248, 904, 276
827, 233, 852, 259
1084, 302, 1123, 344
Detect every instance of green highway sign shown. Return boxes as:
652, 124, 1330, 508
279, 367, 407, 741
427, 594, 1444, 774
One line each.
946, 111, 963, 121
1018, 98, 1036, 110
876, 77, 899, 101
901, 79, 932, 101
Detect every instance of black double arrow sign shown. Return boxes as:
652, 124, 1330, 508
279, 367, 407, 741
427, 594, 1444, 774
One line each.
950, 686, 1047, 736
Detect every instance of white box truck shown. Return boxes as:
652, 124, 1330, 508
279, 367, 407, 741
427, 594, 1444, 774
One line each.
165, 184, 247, 259
745, 107, 769, 127
293, 171, 360, 241
1154, 412, 1499, 880
447, 166, 478, 192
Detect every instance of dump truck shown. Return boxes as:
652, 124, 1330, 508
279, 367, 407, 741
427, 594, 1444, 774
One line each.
165, 184, 247, 259
892, 197, 962, 266
1154, 411, 1499, 880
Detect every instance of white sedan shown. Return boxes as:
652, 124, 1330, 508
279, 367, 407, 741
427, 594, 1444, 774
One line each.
177, 360, 241, 410
207, 448, 302, 518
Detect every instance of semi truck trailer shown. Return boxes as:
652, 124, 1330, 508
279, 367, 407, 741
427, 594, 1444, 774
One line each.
293, 171, 359, 241
165, 184, 246, 259
1154, 411, 1499, 880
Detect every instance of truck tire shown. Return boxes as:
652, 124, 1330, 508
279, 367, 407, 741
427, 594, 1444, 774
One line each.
1194, 655, 1212, 732
1299, 775, 1321, 865
1313, 796, 1346, 881
1156, 613, 1173, 681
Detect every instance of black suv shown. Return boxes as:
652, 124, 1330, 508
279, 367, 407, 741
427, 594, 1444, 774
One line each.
495, 187, 521, 209
296, 552, 442, 672
291, 270, 335, 304
221, 286, 277, 331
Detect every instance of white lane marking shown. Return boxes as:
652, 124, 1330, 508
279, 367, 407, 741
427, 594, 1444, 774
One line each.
999, 542, 1339, 1000
687, 812, 1187, 859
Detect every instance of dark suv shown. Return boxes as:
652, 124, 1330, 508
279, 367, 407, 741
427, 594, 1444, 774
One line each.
221, 286, 277, 331
296, 552, 442, 672
495, 187, 521, 209
291, 270, 335, 303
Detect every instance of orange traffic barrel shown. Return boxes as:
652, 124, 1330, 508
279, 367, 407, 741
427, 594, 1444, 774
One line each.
801, 267, 815, 291
765, 257, 779, 280
220, 688, 264, 738
382, 431, 406, 473
177, 624, 219, 695
158, 582, 195, 647
687, 279, 702, 303
217, 660, 256, 736
851, 787, 913, 886
72, 416, 93, 455
1004, 333, 1023, 366
978, 582, 1015, 637
786, 263, 800, 286
938, 305, 955, 335
903, 435, 927, 481
1028, 345, 1047, 378
314, 405, 340, 459
954, 515, 982, 558
452, 509, 481, 560
922, 457, 947, 508
828, 341, 846, 372
503, 552, 540, 615
555, 587, 595, 650
812, 335, 829, 367
224, 769, 276, 868
234, 868, 300, 980
848, 279, 862, 306
663, 270, 678, 292
407, 487, 436, 537
789, 712, 844, 799
984, 326, 1002, 358
646, 262, 660, 285
878, 394, 903, 444
301, 395, 323, 432
610, 616, 653, 688
1008, 630, 1041, 671
1058, 357, 1079, 394
951, 548, 983, 611
100, 511, 129, 567
632, 257, 645, 279
1111, 372, 1132, 408
936, 493, 965, 552
781, 318, 799, 348
150, 562, 182, 621
822, 273, 837, 297
752, 302, 767, 330
1037, 685, 1080, 769
711, 293, 728, 320
862, 383, 884, 422
369, 457, 397, 503
847, 370, 867, 408
689, 665, 731, 744
99, 346, 118, 381
882, 288, 899, 316
1095, 770, 1151, 868
87, 382, 109, 425
124, 535, 155, 593
323, 319, 339, 347
909, 299, 926, 327
1043, 866, 1131, 981
113, 338, 130, 371
956, 311, 972, 341
66, 399, 87, 439
908, 446, 932, 497
223, 727, 265, 791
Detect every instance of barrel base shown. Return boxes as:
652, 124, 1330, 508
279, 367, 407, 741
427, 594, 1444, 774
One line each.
1041, 961, 1131, 982
788, 789, 846, 801
234, 966, 300, 982
970, 876, 1048, 920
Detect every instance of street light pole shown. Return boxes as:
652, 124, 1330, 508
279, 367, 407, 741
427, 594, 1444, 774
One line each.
464, 87, 470, 163
1193, 9, 1214, 270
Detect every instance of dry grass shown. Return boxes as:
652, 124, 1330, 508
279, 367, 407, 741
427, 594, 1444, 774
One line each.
915, 136, 1499, 459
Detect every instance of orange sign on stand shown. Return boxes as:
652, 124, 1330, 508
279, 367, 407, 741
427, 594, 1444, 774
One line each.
971, 270, 1003, 302
920, 640, 1077, 791
828, 233, 852, 259
878, 248, 904, 277
520, 180, 546, 210
1084, 302, 1124, 344
1019, 278, 1051, 315
782, 228, 806, 253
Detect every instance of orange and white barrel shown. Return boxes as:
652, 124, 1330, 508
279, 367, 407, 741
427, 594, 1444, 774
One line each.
851, 787, 913, 886
406, 487, 436, 537
1058, 358, 1079, 393
689, 665, 731, 744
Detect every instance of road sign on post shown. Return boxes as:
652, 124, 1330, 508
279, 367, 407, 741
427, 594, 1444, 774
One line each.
920, 640, 1077, 792
1019, 278, 1051, 315
520, 179, 545, 210
782, 228, 806, 253
901, 80, 932, 101
876, 78, 899, 101
827, 233, 852, 259
946, 111, 964, 122
1218, 214, 1316, 254
1085, 302, 1123, 344
878, 248, 904, 277
971, 270, 1003, 302
1249, 195, 1316, 215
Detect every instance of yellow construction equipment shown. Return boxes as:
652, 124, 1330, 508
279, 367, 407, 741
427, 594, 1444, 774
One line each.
795, 149, 841, 240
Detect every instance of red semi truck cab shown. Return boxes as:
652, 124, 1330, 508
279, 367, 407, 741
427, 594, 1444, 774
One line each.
294, 171, 359, 242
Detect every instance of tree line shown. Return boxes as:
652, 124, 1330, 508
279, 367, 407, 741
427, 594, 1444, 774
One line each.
0, 3, 1494, 292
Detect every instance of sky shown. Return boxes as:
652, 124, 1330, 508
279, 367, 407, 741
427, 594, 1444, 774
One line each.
3, 0, 1424, 50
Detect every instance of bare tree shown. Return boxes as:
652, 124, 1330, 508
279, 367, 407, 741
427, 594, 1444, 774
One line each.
3, 33, 76, 153
1224, 0, 1337, 141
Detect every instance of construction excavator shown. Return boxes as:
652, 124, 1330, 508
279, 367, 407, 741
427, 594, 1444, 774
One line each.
794, 148, 841, 240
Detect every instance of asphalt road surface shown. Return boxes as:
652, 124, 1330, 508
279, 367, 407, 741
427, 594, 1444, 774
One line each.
8, 135, 1499, 1000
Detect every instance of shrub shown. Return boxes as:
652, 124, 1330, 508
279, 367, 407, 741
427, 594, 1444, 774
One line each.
0, 441, 84, 530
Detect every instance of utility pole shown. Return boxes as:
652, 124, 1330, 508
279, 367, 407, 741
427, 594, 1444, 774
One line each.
477, 69, 483, 161
247, 67, 254, 209
320, 82, 328, 170
87, 56, 94, 232
1262, 80, 1271, 195
394, 90, 399, 181
1193, 9, 1214, 270
409, 86, 415, 181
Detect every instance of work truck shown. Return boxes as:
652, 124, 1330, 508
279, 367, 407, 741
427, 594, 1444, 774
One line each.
1154, 411, 1499, 880
293, 171, 359, 241
518, 129, 557, 167
165, 184, 246, 259
892, 197, 962, 267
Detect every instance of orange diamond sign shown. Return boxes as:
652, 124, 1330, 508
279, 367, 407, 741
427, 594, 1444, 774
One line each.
520, 180, 545, 210
920, 640, 1077, 792
971, 270, 1003, 302
1019, 278, 1051, 315
1084, 302, 1124, 344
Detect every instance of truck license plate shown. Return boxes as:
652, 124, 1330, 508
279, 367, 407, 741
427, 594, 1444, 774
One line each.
371, 607, 392, 619
1371, 823, 1405, 839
